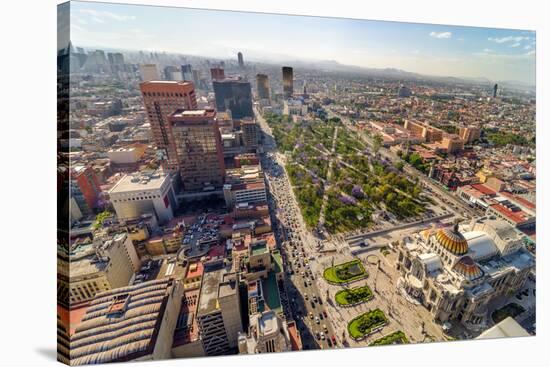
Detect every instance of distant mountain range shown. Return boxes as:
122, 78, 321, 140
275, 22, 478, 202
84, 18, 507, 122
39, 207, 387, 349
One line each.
285, 58, 535, 91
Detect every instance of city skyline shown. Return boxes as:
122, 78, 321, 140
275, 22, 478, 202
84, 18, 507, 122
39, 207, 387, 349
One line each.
69, 1, 535, 84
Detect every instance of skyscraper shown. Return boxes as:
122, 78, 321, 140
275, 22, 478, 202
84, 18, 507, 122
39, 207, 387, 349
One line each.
212, 77, 253, 119
107, 52, 125, 74
237, 52, 244, 68
192, 70, 201, 87
241, 118, 260, 148
282, 66, 293, 99
139, 64, 160, 81
164, 66, 183, 81
83, 49, 108, 73
139, 81, 198, 172
107, 52, 124, 65
398, 85, 412, 98
210, 67, 225, 81
169, 108, 226, 191
70, 164, 101, 215
493, 83, 498, 98
256, 73, 270, 100
197, 268, 242, 356
181, 64, 193, 80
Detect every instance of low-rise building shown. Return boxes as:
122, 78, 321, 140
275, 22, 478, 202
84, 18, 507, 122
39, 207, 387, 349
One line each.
283, 98, 307, 116
459, 126, 481, 144
70, 278, 183, 365
69, 232, 141, 306
109, 170, 176, 224
223, 182, 267, 209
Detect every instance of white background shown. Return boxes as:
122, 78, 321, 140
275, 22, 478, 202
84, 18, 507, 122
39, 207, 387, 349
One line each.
0, 0, 546, 366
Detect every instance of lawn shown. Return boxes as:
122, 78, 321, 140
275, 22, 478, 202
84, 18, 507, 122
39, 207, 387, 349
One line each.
348, 309, 388, 340
323, 259, 367, 284
369, 330, 409, 346
335, 285, 373, 306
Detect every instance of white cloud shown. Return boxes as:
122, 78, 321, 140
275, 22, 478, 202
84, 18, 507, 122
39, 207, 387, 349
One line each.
473, 49, 535, 59
524, 44, 532, 50
488, 36, 530, 44
79, 9, 136, 23
510, 42, 521, 48
102, 11, 136, 22
71, 23, 86, 32
429, 31, 452, 39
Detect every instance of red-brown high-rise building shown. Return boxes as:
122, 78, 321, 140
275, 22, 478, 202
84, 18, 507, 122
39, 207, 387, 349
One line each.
169, 109, 226, 192
139, 81, 198, 172
210, 67, 225, 81
70, 165, 101, 214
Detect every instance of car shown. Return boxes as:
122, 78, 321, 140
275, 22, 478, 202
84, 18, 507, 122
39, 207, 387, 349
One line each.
309, 312, 313, 319
327, 338, 333, 347
318, 297, 323, 305
331, 335, 336, 345
319, 313, 323, 320
311, 301, 316, 308
304, 294, 309, 301
320, 332, 325, 340
323, 324, 328, 332
304, 281, 308, 288
315, 316, 320, 324
313, 295, 318, 303
315, 332, 321, 341
323, 310, 327, 318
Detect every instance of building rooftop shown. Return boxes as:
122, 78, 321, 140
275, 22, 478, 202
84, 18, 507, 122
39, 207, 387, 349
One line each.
272, 250, 283, 274
490, 203, 532, 225
196, 267, 237, 316
464, 231, 498, 260
258, 310, 278, 335
185, 262, 204, 280
69, 243, 110, 278
170, 108, 216, 124
109, 170, 169, 193
250, 242, 268, 256
70, 278, 175, 365
140, 80, 195, 87
261, 272, 282, 314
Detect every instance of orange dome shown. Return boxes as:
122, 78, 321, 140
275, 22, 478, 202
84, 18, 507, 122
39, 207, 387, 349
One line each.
435, 227, 468, 255
453, 256, 483, 280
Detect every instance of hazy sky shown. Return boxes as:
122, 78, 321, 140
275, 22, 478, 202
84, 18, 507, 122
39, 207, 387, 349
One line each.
69, 1, 536, 84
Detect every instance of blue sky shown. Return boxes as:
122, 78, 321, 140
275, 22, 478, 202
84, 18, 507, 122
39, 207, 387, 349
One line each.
69, 1, 536, 84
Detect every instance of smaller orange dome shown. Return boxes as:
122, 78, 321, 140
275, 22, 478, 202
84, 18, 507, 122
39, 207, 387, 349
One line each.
453, 256, 483, 280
